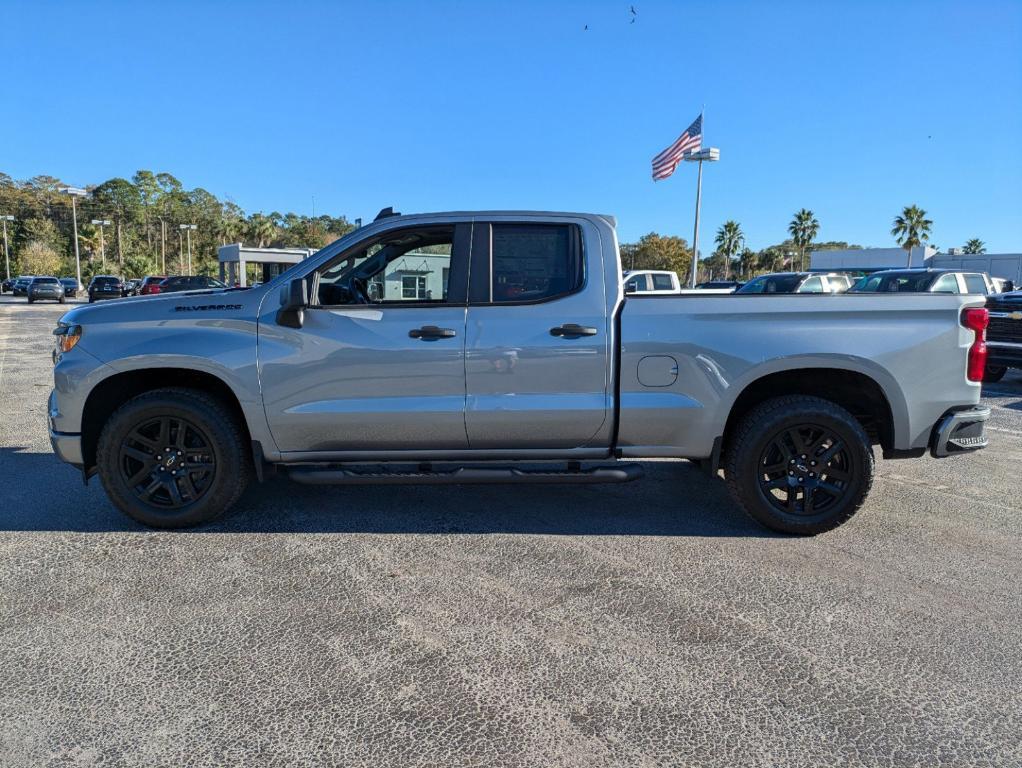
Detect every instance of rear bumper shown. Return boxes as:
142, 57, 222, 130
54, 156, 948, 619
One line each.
930, 406, 990, 458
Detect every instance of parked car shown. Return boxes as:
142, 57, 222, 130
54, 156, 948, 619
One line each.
1, 276, 15, 293
991, 277, 1015, 294
848, 269, 995, 295
623, 270, 681, 294
27, 276, 66, 304
123, 278, 142, 297
158, 275, 227, 293
695, 280, 744, 291
984, 290, 1022, 382
735, 272, 850, 294
12, 276, 35, 296
59, 278, 80, 298
50, 208, 989, 535
87, 275, 124, 303
138, 275, 169, 295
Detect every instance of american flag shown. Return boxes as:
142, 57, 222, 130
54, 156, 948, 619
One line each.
652, 114, 702, 181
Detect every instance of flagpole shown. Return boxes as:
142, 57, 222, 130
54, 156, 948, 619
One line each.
689, 107, 705, 288
690, 158, 703, 288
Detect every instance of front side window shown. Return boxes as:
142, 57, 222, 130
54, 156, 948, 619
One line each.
490, 224, 582, 303
624, 275, 647, 293
798, 276, 825, 293
315, 226, 455, 306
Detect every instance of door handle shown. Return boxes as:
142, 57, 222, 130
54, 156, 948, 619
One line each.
550, 324, 598, 338
409, 325, 457, 340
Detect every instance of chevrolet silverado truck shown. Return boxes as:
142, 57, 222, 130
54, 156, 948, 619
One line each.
49, 210, 992, 534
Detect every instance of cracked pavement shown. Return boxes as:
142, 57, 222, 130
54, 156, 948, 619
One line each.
1, 298, 1020, 766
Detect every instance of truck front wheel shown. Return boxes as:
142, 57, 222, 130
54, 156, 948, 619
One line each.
724, 395, 874, 535
96, 388, 251, 528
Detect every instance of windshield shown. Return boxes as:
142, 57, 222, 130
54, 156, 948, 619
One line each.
736, 274, 803, 294
850, 272, 936, 292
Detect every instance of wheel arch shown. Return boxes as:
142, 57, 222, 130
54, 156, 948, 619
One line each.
81, 368, 251, 473
720, 366, 902, 463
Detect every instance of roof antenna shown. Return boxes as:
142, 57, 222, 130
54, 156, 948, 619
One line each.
374, 206, 400, 221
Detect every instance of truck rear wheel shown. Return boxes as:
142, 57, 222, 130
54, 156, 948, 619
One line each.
724, 395, 874, 535
96, 388, 251, 528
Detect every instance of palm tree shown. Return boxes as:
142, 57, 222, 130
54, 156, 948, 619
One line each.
714, 220, 744, 281
787, 209, 820, 271
247, 214, 277, 248
963, 238, 986, 254
891, 205, 933, 267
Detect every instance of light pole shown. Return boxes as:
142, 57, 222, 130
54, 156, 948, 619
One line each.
90, 219, 111, 270
682, 147, 720, 288
61, 187, 87, 290
1, 215, 13, 282
179, 224, 197, 275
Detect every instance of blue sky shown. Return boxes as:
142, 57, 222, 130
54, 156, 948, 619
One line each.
3, 0, 1020, 252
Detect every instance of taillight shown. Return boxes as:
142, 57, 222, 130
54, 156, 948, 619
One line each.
961, 307, 988, 382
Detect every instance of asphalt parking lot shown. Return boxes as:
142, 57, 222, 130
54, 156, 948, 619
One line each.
1, 299, 1020, 767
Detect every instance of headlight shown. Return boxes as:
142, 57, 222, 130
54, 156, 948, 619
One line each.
53, 323, 83, 354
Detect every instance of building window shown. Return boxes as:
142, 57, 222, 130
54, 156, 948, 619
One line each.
402, 274, 427, 299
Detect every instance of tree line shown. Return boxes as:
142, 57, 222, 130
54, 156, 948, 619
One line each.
0, 171, 355, 281
0, 172, 989, 284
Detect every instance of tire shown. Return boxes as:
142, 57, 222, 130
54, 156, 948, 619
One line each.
27, 297, 34, 304
724, 395, 874, 535
96, 388, 251, 528
88, 296, 94, 303
59, 295, 66, 304
984, 365, 1007, 383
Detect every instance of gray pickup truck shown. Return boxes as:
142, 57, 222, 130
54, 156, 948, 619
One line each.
49, 210, 991, 534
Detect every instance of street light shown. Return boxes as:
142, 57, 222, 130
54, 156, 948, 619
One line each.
1, 215, 13, 282
61, 187, 87, 291
682, 147, 720, 288
90, 219, 111, 270
179, 224, 197, 275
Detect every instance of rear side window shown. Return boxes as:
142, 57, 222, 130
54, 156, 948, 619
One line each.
651, 273, 675, 290
931, 274, 960, 293
490, 224, 583, 303
963, 274, 988, 294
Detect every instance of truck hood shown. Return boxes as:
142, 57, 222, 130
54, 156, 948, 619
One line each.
58, 285, 269, 327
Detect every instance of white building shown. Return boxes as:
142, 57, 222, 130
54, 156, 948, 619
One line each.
810, 247, 1022, 286
217, 244, 316, 287
809, 246, 936, 270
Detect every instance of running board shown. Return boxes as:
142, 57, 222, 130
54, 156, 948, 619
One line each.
287, 464, 644, 486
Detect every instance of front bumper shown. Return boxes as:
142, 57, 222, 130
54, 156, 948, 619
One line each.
930, 406, 990, 458
50, 429, 84, 466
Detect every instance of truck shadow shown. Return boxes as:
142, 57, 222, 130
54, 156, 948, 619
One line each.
0, 447, 775, 538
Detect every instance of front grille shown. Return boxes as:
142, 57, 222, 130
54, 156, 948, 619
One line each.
989, 316, 1022, 343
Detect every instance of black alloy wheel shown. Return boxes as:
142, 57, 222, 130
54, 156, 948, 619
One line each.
756, 424, 852, 516
117, 415, 217, 510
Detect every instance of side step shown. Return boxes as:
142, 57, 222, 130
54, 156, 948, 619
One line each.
287, 463, 644, 486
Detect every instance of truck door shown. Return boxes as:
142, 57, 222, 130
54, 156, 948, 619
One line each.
463, 220, 612, 449
259, 223, 471, 454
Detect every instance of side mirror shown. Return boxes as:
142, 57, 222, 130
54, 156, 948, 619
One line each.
624, 283, 637, 295
277, 278, 308, 328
